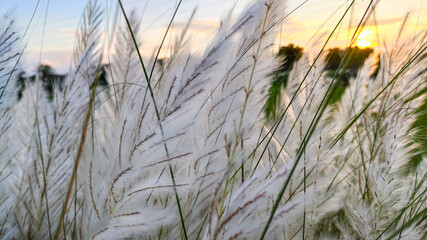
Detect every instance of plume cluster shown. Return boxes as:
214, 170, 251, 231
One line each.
0, 0, 426, 239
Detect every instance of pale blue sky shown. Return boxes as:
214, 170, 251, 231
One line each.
1, 0, 425, 73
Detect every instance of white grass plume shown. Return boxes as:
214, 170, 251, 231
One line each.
0, 0, 426, 239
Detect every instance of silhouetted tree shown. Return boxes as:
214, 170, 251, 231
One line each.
276, 43, 304, 87
325, 46, 374, 84
16, 70, 26, 99
97, 64, 109, 87
265, 44, 303, 120
17, 64, 66, 100
38, 65, 57, 98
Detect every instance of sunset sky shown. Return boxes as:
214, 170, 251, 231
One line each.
1, 0, 425, 74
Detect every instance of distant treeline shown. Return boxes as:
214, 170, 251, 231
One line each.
16, 64, 109, 99
17, 44, 375, 107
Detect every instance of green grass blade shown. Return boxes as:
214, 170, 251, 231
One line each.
117, 1, 188, 238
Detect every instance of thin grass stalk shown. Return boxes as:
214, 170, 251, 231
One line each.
250, 0, 357, 177
211, 3, 276, 232
384, 208, 426, 240
153, 7, 196, 91
265, 49, 343, 178
330, 42, 427, 147
259, 71, 340, 240
195, 0, 309, 117
229, 0, 273, 190
1, 1, 425, 239
105, 0, 120, 113
259, 0, 381, 237
187, 3, 311, 230
375, 173, 427, 239
246, 1, 345, 165
117, 1, 188, 238
0, 0, 41, 101
35, 1, 53, 238
206, 6, 304, 182
148, 0, 182, 82
268, 0, 375, 194
53, 52, 104, 240
238, 1, 273, 130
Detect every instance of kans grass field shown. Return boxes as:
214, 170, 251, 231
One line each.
0, 0, 426, 239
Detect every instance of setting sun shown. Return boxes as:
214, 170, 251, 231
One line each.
356, 39, 372, 48
356, 30, 374, 48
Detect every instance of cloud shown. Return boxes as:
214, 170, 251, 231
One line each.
173, 19, 219, 31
